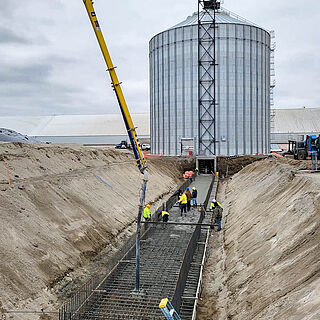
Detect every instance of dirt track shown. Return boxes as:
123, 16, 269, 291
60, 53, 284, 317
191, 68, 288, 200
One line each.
0, 143, 190, 319
198, 158, 320, 319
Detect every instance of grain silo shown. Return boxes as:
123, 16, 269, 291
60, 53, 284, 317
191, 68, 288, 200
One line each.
149, 4, 271, 158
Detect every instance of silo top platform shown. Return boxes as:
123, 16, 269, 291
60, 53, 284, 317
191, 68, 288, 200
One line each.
169, 8, 260, 30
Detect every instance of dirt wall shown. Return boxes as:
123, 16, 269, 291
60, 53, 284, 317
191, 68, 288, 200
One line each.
217, 155, 265, 177
0, 143, 186, 318
199, 158, 320, 319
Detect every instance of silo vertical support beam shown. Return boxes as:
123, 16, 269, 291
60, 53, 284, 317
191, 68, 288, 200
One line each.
198, 0, 219, 156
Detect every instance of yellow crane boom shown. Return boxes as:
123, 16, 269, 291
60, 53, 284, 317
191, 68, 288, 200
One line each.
82, 0, 148, 292
83, 0, 146, 173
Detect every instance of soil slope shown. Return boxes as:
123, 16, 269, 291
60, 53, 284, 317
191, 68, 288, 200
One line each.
199, 158, 320, 319
0, 143, 187, 318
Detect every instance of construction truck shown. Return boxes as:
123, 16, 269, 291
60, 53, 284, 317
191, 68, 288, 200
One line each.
288, 135, 320, 160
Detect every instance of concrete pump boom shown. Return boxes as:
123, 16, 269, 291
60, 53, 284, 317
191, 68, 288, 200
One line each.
83, 0, 146, 173
83, 0, 148, 292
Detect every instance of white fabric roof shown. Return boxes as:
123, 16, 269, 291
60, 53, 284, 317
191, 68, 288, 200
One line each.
0, 114, 150, 137
1, 108, 319, 137
273, 108, 320, 133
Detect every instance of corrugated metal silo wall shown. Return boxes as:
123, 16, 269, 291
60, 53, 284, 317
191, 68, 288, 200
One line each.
150, 23, 271, 156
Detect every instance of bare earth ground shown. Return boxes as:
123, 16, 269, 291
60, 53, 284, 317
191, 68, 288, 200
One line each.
198, 158, 320, 319
0, 143, 189, 319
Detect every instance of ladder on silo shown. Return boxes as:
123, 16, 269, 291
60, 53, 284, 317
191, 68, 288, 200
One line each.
159, 298, 181, 320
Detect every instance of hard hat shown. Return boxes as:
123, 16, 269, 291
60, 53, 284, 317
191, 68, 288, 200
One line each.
212, 199, 216, 202
146, 204, 151, 208
192, 187, 196, 190
186, 187, 189, 191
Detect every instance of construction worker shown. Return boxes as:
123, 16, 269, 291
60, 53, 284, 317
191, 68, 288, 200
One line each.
191, 187, 198, 208
143, 204, 151, 221
195, 167, 199, 176
185, 187, 192, 211
210, 199, 223, 231
178, 191, 187, 216
161, 210, 170, 228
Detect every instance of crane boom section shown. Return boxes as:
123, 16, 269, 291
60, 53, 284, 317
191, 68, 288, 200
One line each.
83, 0, 146, 173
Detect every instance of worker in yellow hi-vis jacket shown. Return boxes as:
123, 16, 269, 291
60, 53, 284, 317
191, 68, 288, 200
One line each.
178, 191, 187, 217
143, 204, 151, 221
210, 199, 223, 231
161, 211, 170, 229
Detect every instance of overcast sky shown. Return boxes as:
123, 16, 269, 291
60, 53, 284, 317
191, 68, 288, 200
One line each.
0, 0, 319, 116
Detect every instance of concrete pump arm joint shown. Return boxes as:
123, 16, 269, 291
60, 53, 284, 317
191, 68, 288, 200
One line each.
143, 170, 149, 181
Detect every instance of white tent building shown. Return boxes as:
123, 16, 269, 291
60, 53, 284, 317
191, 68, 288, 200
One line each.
0, 108, 319, 148
0, 114, 150, 145
271, 108, 320, 144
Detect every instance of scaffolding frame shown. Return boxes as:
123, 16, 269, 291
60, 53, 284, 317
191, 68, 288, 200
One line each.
270, 30, 276, 144
198, 0, 220, 156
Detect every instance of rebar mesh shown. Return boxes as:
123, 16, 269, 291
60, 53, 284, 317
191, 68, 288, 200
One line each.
59, 177, 213, 320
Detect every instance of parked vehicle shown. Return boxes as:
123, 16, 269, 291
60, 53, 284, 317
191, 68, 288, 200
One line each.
270, 144, 283, 153
288, 135, 320, 160
141, 143, 151, 151
115, 140, 130, 149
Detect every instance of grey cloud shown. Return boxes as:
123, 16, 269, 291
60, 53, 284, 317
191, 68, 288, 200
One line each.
0, 0, 319, 116
0, 57, 87, 116
0, 26, 31, 44
280, 53, 320, 73
0, 64, 52, 84
0, 63, 113, 116
0, 81, 76, 98
0, 82, 86, 116
0, 2, 17, 19
0, 54, 79, 85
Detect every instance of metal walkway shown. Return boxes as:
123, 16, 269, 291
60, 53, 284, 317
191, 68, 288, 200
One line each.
59, 175, 215, 320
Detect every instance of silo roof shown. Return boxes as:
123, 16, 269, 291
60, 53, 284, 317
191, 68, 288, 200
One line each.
169, 8, 259, 29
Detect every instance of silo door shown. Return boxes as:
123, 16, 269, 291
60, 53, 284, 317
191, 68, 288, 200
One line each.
181, 138, 195, 156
